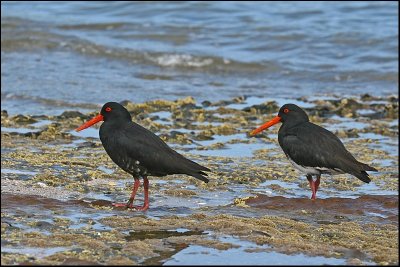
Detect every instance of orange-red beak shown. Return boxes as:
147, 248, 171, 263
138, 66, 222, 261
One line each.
75, 114, 104, 132
249, 116, 281, 136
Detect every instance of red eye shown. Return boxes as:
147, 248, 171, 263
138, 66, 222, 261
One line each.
105, 107, 112, 112
283, 108, 289, 114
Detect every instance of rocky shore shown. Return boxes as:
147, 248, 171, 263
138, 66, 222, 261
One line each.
1, 94, 398, 265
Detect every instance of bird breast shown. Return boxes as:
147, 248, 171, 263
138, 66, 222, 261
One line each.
100, 133, 148, 177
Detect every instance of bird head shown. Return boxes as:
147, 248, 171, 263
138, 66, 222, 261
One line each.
249, 103, 309, 136
76, 102, 131, 132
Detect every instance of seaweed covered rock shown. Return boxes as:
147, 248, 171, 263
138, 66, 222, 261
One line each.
242, 101, 278, 114
59, 111, 87, 119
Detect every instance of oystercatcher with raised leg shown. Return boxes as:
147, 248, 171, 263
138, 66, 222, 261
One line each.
250, 103, 377, 200
76, 102, 210, 211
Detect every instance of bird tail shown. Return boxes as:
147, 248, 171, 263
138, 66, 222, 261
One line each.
351, 170, 372, 183
177, 156, 210, 183
188, 171, 209, 183
348, 162, 377, 183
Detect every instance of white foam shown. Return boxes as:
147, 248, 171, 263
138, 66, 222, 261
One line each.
151, 54, 213, 67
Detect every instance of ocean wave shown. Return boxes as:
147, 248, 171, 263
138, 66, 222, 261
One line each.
1, 92, 101, 110
1, 18, 268, 73
149, 54, 213, 68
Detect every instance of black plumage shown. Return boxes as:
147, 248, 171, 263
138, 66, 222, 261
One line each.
99, 103, 209, 182
76, 102, 210, 210
251, 103, 377, 200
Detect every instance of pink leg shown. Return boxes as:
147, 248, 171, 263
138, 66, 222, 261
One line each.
112, 178, 140, 208
307, 175, 317, 200
134, 176, 149, 211
314, 175, 321, 196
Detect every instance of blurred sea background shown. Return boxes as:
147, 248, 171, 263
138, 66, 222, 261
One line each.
1, 1, 398, 115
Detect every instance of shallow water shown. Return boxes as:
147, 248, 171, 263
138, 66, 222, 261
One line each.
1, 168, 38, 176
1, 1, 398, 115
1, 247, 67, 259
164, 235, 349, 265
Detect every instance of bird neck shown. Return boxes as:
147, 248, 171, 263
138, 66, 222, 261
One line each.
101, 118, 130, 134
280, 117, 308, 132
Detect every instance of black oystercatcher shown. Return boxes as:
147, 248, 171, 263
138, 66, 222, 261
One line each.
76, 102, 210, 211
250, 104, 377, 200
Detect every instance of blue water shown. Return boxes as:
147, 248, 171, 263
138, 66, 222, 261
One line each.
1, 1, 398, 115
164, 235, 348, 265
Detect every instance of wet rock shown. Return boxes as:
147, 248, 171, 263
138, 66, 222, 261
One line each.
119, 100, 133, 107
32, 115, 52, 120
120, 100, 146, 114
242, 101, 278, 114
1, 110, 8, 119
32, 171, 65, 187
346, 258, 364, 265
193, 110, 206, 122
335, 129, 359, 138
59, 111, 86, 119
1, 253, 31, 265
76, 141, 99, 150
181, 103, 200, 110
333, 215, 349, 220
232, 95, 246, 103
210, 124, 237, 135
387, 95, 398, 103
244, 195, 398, 222
306, 104, 333, 118
90, 200, 113, 208
360, 93, 376, 101
61, 258, 101, 265
201, 100, 212, 107
196, 142, 225, 150
321, 231, 339, 239
159, 131, 192, 144
210, 96, 246, 107
193, 133, 214, 141
33, 221, 54, 230
175, 96, 196, 106
210, 99, 236, 106
163, 189, 197, 197
339, 98, 362, 109
36, 123, 72, 140
334, 98, 364, 117
170, 130, 186, 139
234, 197, 251, 208
383, 103, 398, 119
245, 115, 259, 121
149, 115, 162, 121
106, 256, 137, 265
362, 126, 397, 138
267, 183, 289, 193
11, 114, 37, 124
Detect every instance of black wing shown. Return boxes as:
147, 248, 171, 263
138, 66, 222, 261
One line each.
108, 121, 210, 182
278, 122, 376, 182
